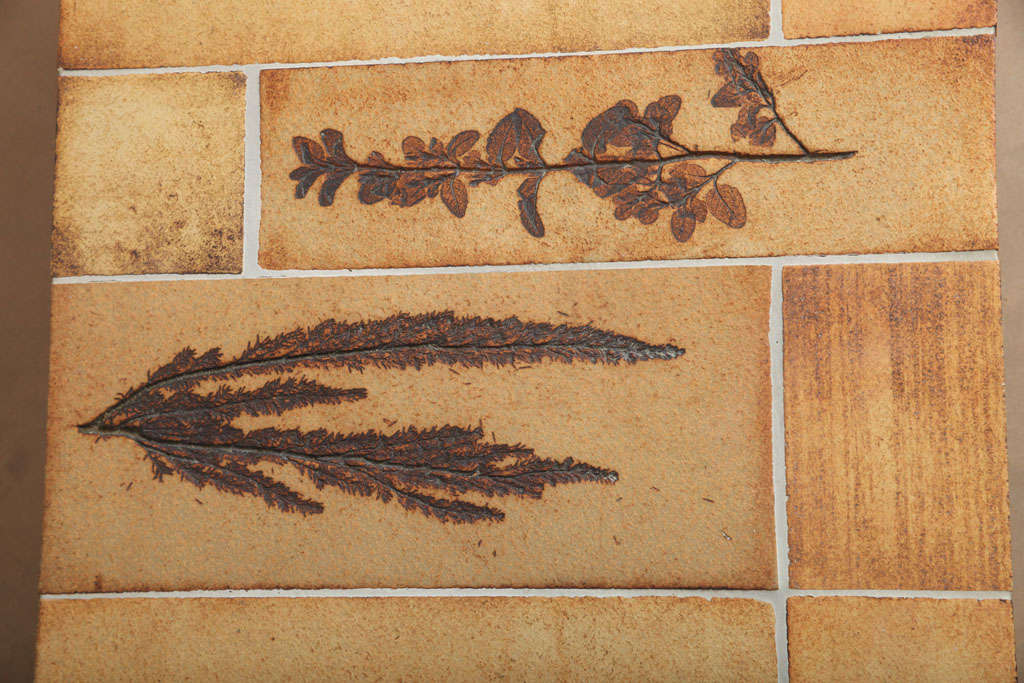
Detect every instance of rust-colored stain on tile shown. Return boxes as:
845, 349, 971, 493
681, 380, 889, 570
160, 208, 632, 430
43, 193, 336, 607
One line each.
783, 262, 1010, 590
40, 267, 775, 592
788, 597, 1015, 682
53, 74, 245, 276
783, 0, 996, 39
260, 36, 994, 270
58, 0, 769, 69
37, 597, 776, 681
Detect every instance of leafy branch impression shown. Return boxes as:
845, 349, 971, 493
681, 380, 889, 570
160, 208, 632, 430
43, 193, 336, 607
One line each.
291, 49, 855, 242
81, 312, 684, 523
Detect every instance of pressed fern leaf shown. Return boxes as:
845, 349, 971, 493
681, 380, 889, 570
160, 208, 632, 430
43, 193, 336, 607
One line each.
232, 311, 684, 370
141, 441, 324, 515
126, 423, 616, 523
113, 377, 367, 426
88, 311, 684, 428
81, 310, 681, 522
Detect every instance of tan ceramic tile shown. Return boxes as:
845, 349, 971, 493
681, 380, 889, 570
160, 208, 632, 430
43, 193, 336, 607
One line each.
40, 267, 774, 592
58, 0, 769, 70
783, 0, 996, 39
783, 262, 1010, 590
37, 596, 776, 681
260, 36, 994, 270
788, 597, 1015, 682
53, 74, 245, 276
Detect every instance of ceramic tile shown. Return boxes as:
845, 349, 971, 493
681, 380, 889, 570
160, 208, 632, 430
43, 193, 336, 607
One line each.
783, 262, 1010, 589
788, 597, 1015, 682
58, 0, 769, 69
40, 267, 774, 592
53, 74, 245, 275
783, 0, 996, 39
260, 37, 994, 270
36, 596, 776, 681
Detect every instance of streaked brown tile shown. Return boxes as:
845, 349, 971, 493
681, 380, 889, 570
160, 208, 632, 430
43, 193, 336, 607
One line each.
58, 0, 769, 69
783, 261, 1010, 589
40, 267, 775, 592
788, 597, 1015, 682
53, 74, 245, 275
260, 37, 994, 270
783, 0, 996, 39
37, 596, 776, 681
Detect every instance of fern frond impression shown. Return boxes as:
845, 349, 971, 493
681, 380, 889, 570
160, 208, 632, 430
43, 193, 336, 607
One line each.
81, 311, 683, 523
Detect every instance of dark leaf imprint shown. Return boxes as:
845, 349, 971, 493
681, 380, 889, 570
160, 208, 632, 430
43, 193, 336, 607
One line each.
80, 312, 684, 523
290, 49, 855, 243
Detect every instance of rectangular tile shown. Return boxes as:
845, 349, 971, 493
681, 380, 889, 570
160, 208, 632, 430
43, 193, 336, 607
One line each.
260, 36, 994, 270
58, 0, 769, 70
783, 0, 996, 39
40, 267, 774, 592
53, 74, 245, 275
788, 597, 1015, 682
783, 262, 1010, 589
36, 596, 776, 681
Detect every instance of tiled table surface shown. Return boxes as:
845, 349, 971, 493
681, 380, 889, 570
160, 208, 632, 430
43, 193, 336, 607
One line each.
41, 1, 1011, 680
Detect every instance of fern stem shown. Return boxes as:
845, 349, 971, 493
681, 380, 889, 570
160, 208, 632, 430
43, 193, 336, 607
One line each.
324, 149, 854, 178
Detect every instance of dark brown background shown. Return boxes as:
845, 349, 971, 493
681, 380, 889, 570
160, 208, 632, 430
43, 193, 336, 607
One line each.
1, 0, 58, 679
0, 1, 1020, 680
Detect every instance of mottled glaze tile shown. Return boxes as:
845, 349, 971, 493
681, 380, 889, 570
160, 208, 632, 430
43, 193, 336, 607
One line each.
53, 74, 245, 275
260, 37, 994, 270
40, 267, 774, 592
783, 0, 996, 39
58, 0, 769, 69
37, 597, 776, 681
783, 262, 1010, 589
788, 597, 1015, 682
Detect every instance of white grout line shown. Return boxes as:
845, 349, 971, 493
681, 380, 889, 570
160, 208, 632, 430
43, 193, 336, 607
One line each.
43, 17, 1008, 676
769, 0, 785, 41
241, 65, 262, 276
787, 590, 1013, 599
38, 588, 1012, 601
770, 265, 790, 682
50, 250, 999, 285
55, 26, 993, 78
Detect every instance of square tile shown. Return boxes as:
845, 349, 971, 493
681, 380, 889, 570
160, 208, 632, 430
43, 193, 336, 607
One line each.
788, 597, 1015, 682
53, 74, 245, 275
784, 261, 1010, 589
783, 0, 996, 39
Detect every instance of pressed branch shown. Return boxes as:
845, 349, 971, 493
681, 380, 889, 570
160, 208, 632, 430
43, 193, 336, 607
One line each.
81, 311, 681, 522
289, 48, 855, 243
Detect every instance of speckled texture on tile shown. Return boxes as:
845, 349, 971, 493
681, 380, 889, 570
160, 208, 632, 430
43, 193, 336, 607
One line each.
783, 262, 1010, 590
783, 0, 996, 39
58, 0, 769, 69
53, 74, 245, 275
788, 597, 1015, 682
36, 597, 776, 681
260, 36, 995, 270
40, 267, 775, 592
